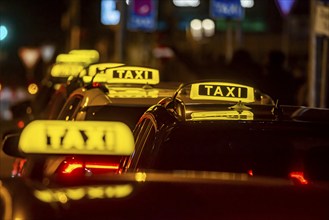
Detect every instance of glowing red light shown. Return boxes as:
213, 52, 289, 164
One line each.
92, 82, 101, 88
85, 163, 119, 170
17, 120, 25, 129
289, 171, 309, 185
248, 169, 253, 176
58, 159, 120, 176
61, 162, 83, 174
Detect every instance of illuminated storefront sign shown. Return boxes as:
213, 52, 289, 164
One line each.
210, 0, 244, 19
127, 0, 158, 31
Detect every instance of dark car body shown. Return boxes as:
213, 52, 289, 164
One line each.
127, 81, 329, 184
1, 171, 329, 220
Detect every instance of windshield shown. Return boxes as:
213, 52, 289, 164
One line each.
83, 105, 148, 130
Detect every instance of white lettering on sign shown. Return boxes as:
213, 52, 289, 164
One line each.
213, 2, 241, 16
315, 4, 329, 37
133, 17, 153, 27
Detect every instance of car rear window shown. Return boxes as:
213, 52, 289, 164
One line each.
153, 121, 329, 179
83, 105, 149, 130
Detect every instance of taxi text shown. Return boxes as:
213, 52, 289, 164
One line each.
112, 69, 153, 80
45, 126, 116, 151
199, 85, 247, 98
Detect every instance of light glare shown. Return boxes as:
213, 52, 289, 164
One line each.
202, 19, 215, 37
173, 0, 200, 7
28, 83, 38, 95
240, 0, 254, 8
0, 25, 8, 41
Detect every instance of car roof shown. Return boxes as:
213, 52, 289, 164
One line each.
142, 80, 329, 123
67, 81, 179, 107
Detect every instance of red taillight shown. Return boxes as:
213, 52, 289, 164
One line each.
92, 82, 101, 88
56, 157, 122, 177
85, 162, 119, 171
11, 158, 27, 177
17, 120, 25, 129
289, 171, 309, 185
61, 161, 84, 174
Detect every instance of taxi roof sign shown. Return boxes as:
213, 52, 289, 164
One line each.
189, 82, 255, 103
69, 49, 100, 62
55, 54, 97, 65
80, 63, 125, 80
90, 66, 160, 85
50, 63, 85, 78
19, 120, 134, 156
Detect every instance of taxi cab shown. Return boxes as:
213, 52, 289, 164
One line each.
6, 64, 178, 179
126, 80, 329, 184
7, 50, 101, 130
2, 120, 135, 183
1, 51, 102, 178
57, 64, 178, 130
34, 49, 103, 120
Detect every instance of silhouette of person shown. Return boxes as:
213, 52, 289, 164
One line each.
223, 49, 264, 88
261, 50, 297, 105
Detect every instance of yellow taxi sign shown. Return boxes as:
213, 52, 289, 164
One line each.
190, 82, 255, 103
191, 110, 254, 120
19, 120, 134, 156
50, 63, 85, 78
69, 49, 100, 62
80, 63, 125, 81
92, 66, 160, 85
55, 54, 96, 65
34, 184, 133, 203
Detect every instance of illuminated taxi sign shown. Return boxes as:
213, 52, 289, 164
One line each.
50, 63, 85, 78
107, 87, 159, 98
19, 120, 134, 156
69, 49, 100, 63
55, 54, 96, 65
34, 184, 133, 203
191, 110, 254, 120
190, 82, 255, 103
81, 63, 125, 80
92, 66, 160, 85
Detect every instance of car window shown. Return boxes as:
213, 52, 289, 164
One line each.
57, 95, 83, 120
130, 119, 155, 169
82, 105, 148, 130
140, 122, 329, 178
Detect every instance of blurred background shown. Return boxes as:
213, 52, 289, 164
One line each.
0, 0, 328, 121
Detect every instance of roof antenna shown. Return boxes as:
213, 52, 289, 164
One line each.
271, 99, 283, 120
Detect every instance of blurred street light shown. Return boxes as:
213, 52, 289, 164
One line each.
40, 44, 56, 63
275, 0, 296, 17
173, 0, 200, 7
18, 47, 41, 82
190, 18, 215, 41
240, 0, 254, 8
0, 25, 8, 41
101, 0, 121, 25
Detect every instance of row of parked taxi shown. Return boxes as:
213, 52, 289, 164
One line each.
1, 49, 329, 219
